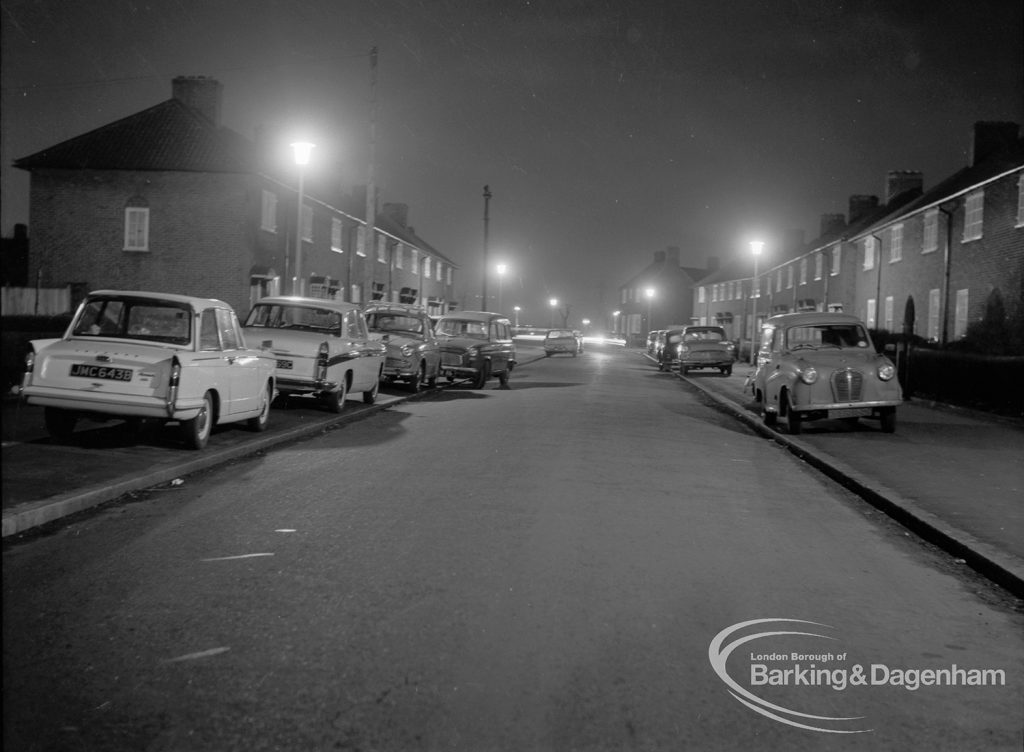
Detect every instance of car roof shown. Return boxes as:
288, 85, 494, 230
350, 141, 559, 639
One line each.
88, 289, 231, 310
437, 311, 510, 322
765, 312, 864, 327
363, 303, 427, 315
252, 296, 361, 313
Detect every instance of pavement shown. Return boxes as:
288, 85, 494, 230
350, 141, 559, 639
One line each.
3, 344, 1023, 598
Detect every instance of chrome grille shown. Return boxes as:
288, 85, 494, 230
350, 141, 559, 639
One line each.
832, 368, 864, 402
441, 352, 462, 366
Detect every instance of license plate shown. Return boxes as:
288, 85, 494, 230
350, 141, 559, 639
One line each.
69, 363, 133, 381
829, 407, 872, 419
276, 359, 294, 370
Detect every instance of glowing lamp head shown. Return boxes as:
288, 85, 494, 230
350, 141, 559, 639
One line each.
291, 141, 316, 166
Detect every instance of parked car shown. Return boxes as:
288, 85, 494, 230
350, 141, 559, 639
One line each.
435, 311, 516, 388
20, 290, 276, 449
654, 327, 687, 371
363, 302, 441, 392
646, 330, 664, 355
572, 330, 585, 353
676, 325, 736, 376
751, 312, 901, 434
544, 329, 579, 357
242, 297, 384, 412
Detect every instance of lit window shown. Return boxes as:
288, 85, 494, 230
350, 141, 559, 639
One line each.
863, 237, 876, 270
799, 258, 807, 285
446, 267, 452, 285
786, 265, 793, 289
395, 243, 404, 269
831, 246, 841, 276
423, 257, 431, 278
261, 190, 277, 232
884, 296, 894, 330
927, 289, 940, 341
698, 287, 706, 303
124, 207, 149, 251
890, 224, 902, 262
866, 298, 876, 329
331, 218, 343, 253
814, 253, 823, 280
922, 209, 938, 254
377, 234, 386, 263
963, 190, 983, 241
411, 250, 419, 274
436, 261, 442, 281
954, 289, 969, 338
356, 226, 366, 257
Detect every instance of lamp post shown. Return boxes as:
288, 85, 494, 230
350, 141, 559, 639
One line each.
482, 186, 492, 311
749, 240, 764, 364
513, 305, 521, 327
644, 287, 655, 331
496, 263, 507, 315
612, 310, 620, 337
291, 141, 315, 296
549, 298, 558, 329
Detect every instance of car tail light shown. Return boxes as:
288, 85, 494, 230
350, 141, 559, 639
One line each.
23, 350, 35, 375
167, 357, 182, 415
316, 342, 329, 381
678, 345, 690, 354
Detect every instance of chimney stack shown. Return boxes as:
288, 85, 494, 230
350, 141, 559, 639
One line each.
172, 76, 223, 125
885, 170, 923, 204
848, 195, 879, 225
820, 213, 846, 238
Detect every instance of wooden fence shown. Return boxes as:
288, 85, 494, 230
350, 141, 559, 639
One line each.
1, 286, 73, 316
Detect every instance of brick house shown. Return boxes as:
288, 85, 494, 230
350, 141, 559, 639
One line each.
694, 122, 1024, 347
616, 246, 717, 340
13, 76, 459, 317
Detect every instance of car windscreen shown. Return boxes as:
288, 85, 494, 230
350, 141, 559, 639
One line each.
683, 328, 725, 342
437, 319, 488, 339
785, 324, 869, 350
244, 304, 342, 335
546, 330, 574, 339
366, 313, 424, 335
72, 297, 192, 345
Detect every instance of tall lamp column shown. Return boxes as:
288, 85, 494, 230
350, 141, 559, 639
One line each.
291, 141, 316, 296
749, 240, 764, 365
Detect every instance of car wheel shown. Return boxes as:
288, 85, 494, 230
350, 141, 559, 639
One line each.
498, 368, 510, 388
248, 381, 272, 431
680, 367, 689, 375
722, 365, 733, 376
363, 372, 380, 404
880, 407, 897, 433
785, 394, 802, 435
545, 352, 551, 357
760, 393, 777, 427
473, 361, 491, 389
426, 371, 438, 388
323, 378, 349, 413
181, 391, 213, 450
44, 407, 77, 443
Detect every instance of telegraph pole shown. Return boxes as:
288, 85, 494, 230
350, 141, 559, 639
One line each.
482, 185, 492, 311
361, 47, 379, 301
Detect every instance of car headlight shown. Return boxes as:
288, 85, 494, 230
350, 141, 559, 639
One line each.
678, 345, 689, 354
798, 367, 819, 385
401, 344, 416, 357
465, 346, 480, 359
877, 362, 896, 381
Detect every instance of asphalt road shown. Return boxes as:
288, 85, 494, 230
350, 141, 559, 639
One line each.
4, 344, 1023, 751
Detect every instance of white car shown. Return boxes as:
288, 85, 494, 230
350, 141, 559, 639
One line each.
242, 297, 385, 412
21, 290, 276, 449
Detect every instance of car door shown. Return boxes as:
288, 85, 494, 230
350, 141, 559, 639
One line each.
488, 320, 512, 372
216, 307, 262, 417
342, 310, 383, 392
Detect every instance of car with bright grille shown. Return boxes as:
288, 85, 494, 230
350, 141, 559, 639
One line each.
675, 325, 736, 375
751, 312, 901, 434
242, 297, 384, 412
363, 302, 441, 392
20, 290, 276, 449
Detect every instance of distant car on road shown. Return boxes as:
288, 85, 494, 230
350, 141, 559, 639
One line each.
676, 325, 736, 376
364, 303, 441, 392
435, 311, 516, 388
544, 329, 579, 357
242, 297, 384, 412
751, 312, 902, 434
21, 290, 276, 449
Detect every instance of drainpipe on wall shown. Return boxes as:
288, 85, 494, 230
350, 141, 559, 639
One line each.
937, 202, 956, 346
872, 233, 884, 331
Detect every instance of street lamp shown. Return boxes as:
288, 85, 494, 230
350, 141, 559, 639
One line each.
513, 305, 521, 327
749, 240, 764, 365
482, 186, 492, 311
291, 141, 316, 296
612, 310, 621, 337
644, 287, 655, 331
549, 298, 558, 328
496, 263, 507, 315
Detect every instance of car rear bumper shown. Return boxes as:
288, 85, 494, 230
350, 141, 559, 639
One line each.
22, 386, 202, 421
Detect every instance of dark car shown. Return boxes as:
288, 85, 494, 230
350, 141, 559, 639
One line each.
364, 303, 441, 392
654, 328, 686, 371
676, 325, 736, 376
435, 311, 516, 388
544, 329, 578, 357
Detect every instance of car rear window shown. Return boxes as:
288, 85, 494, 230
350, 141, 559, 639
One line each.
73, 297, 192, 345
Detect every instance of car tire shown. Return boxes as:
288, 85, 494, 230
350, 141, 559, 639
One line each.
785, 394, 802, 435
323, 379, 348, 413
363, 372, 380, 404
722, 365, 733, 376
680, 367, 689, 375
473, 361, 491, 389
880, 407, 897, 434
760, 394, 777, 427
44, 407, 77, 443
498, 368, 510, 388
248, 382, 272, 431
181, 391, 213, 450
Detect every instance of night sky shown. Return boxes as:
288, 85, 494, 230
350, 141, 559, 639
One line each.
2, 0, 1022, 324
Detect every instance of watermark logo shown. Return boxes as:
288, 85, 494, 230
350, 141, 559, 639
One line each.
708, 618, 870, 734
709, 618, 1007, 734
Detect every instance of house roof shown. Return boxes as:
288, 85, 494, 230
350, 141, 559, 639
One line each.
14, 98, 256, 173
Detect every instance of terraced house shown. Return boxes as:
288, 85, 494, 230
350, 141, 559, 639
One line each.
694, 122, 1024, 348
13, 76, 458, 317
